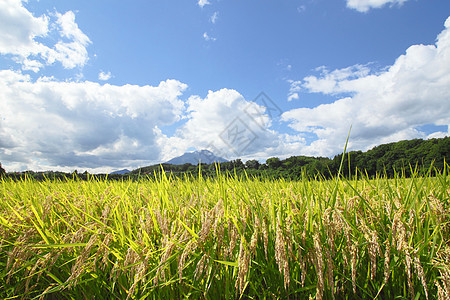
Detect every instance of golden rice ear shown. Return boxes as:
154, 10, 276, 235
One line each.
313, 233, 324, 300
324, 245, 335, 300
367, 228, 381, 281
154, 241, 176, 285
235, 237, 250, 294
275, 212, 290, 290
178, 240, 195, 282
384, 239, 391, 284
66, 234, 99, 288
413, 250, 428, 300
262, 217, 269, 260
350, 243, 359, 295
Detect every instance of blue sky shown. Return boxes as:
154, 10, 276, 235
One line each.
0, 0, 449, 172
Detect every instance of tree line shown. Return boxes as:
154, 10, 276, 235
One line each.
1, 137, 448, 181
132, 137, 449, 179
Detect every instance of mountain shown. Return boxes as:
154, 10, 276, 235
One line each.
110, 169, 131, 175
165, 150, 228, 165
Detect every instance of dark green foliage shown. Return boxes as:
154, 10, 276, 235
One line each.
3, 137, 449, 181
334, 137, 449, 178
0, 163, 5, 176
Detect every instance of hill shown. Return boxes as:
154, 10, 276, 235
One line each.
110, 169, 131, 175
2, 137, 448, 181
165, 150, 228, 165
133, 136, 449, 179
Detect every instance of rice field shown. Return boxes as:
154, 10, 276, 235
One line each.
0, 167, 449, 299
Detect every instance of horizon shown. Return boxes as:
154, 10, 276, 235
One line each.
3, 136, 447, 174
1, 0, 449, 173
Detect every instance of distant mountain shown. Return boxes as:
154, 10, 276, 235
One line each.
165, 150, 228, 165
110, 169, 131, 175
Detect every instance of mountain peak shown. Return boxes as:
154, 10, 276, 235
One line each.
165, 149, 228, 165
110, 169, 131, 175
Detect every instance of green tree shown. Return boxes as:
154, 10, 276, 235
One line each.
230, 159, 245, 170
266, 157, 281, 169
0, 163, 5, 176
245, 159, 260, 169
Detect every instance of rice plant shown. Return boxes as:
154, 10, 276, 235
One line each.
0, 165, 449, 299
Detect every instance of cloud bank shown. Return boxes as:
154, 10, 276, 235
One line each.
283, 17, 450, 156
0, 70, 187, 171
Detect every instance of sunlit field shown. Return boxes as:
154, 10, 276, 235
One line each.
1, 167, 449, 299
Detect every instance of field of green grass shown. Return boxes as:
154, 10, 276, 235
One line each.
1, 167, 449, 299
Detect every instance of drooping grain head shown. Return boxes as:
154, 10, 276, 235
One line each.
413, 250, 428, 300
313, 233, 324, 300
384, 239, 391, 284
324, 245, 335, 300
275, 212, 290, 290
178, 239, 197, 281
67, 233, 99, 288
405, 247, 415, 299
350, 243, 358, 294
366, 227, 381, 281
227, 220, 239, 259
235, 237, 251, 294
194, 253, 209, 281
262, 217, 269, 260
154, 241, 176, 285
127, 251, 151, 300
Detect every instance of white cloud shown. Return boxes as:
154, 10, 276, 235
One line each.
47, 11, 91, 69
22, 58, 44, 73
302, 64, 372, 94
288, 93, 299, 102
0, 70, 188, 171
347, 0, 409, 12
203, 32, 216, 41
0, 0, 49, 56
98, 71, 112, 81
0, 0, 90, 71
55, 11, 90, 47
210, 11, 219, 24
158, 89, 285, 162
198, 0, 210, 8
169, 88, 310, 163
287, 80, 302, 101
282, 17, 450, 156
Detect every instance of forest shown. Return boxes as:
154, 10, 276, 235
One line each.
1, 136, 448, 181
131, 136, 449, 179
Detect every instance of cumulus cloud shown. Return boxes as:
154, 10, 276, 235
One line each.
282, 17, 450, 156
0, 0, 90, 71
157, 89, 290, 162
302, 64, 372, 94
98, 71, 112, 81
0, 0, 48, 57
0, 70, 188, 171
347, 0, 409, 12
48, 11, 91, 69
198, 0, 210, 8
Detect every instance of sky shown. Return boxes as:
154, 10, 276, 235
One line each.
0, 0, 449, 173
